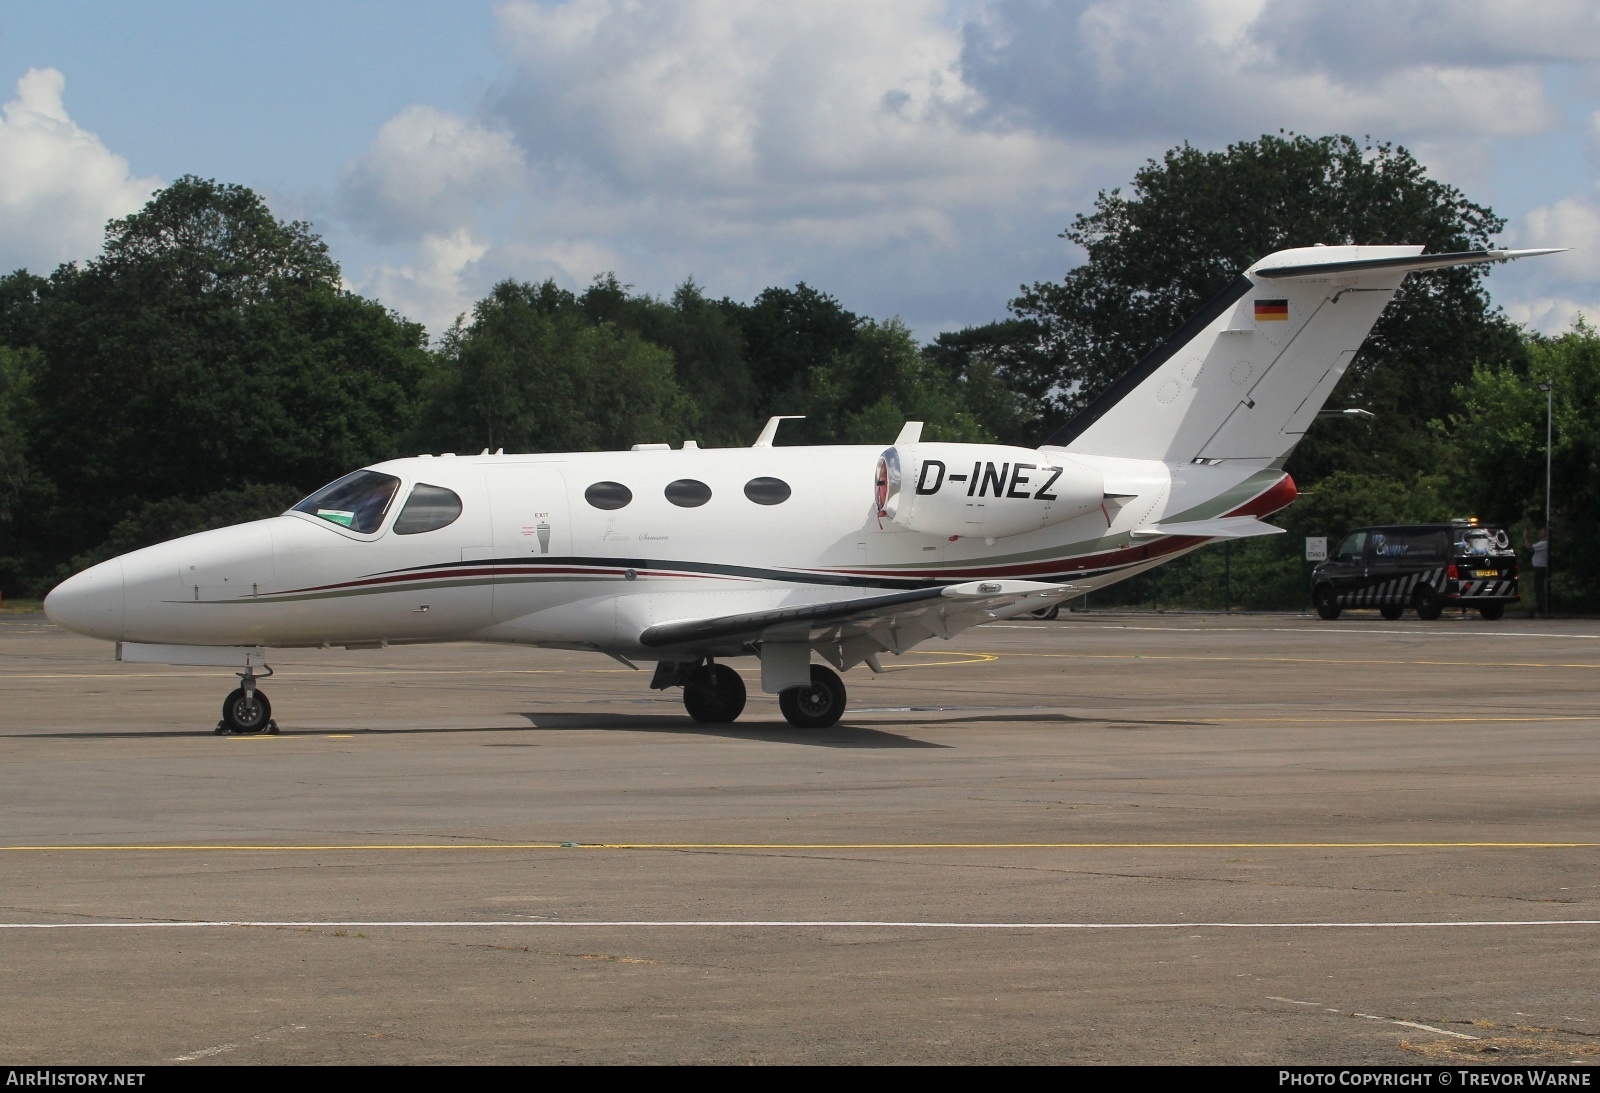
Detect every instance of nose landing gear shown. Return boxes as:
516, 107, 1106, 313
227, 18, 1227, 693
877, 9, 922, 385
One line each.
217, 665, 277, 735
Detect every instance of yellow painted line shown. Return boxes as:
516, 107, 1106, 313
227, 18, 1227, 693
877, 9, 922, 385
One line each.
2, 841, 1595, 852
881, 651, 999, 669
994, 651, 1600, 669
1207, 715, 1600, 724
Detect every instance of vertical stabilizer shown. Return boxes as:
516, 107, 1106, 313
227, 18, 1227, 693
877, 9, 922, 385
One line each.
1039, 245, 1545, 464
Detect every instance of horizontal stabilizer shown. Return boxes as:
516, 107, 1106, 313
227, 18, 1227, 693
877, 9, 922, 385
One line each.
1253, 248, 1567, 280
1131, 516, 1284, 540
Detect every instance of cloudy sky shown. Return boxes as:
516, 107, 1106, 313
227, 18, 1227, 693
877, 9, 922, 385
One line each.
1, 0, 1597, 342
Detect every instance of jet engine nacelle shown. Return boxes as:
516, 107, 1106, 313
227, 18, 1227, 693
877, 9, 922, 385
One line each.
874, 443, 1105, 540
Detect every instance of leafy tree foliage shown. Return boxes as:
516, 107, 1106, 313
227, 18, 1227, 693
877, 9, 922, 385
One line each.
1011, 133, 1523, 483
3, 177, 428, 591
1451, 321, 1600, 610
574, 275, 757, 446
410, 278, 694, 455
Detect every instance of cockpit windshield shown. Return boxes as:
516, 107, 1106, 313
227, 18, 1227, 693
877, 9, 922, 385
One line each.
293, 470, 401, 533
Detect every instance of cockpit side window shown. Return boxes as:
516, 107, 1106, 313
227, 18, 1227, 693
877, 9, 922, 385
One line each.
293, 470, 401, 533
393, 483, 463, 535
1335, 531, 1366, 562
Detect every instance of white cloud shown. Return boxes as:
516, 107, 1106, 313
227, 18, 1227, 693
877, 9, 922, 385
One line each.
960, 0, 1563, 143
352, 229, 493, 339
0, 68, 160, 272
1497, 192, 1600, 333
334, 1, 1600, 340
339, 104, 524, 241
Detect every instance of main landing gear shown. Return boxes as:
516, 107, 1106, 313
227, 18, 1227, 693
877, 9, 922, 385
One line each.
683, 663, 747, 724
777, 665, 847, 729
659, 659, 849, 729
216, 665, 277, 735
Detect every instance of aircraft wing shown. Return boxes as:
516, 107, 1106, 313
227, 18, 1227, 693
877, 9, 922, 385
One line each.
638, 579, 1080, 671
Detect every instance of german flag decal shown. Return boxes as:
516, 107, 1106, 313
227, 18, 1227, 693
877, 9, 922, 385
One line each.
1255, 299, 1289, 321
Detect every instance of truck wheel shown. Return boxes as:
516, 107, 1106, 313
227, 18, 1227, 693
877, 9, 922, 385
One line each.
1413, 585, 1444, 621
1313, 585, 1341, 621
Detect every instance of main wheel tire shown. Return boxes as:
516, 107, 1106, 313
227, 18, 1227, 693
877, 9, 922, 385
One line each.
1029, 604, 1061, 621
778, 665, 847, 729
1413, 585, 1444, 621
221, 687, 272, 734
683, 663, 746, 724
1379, 604, 1404, 621
1313, 585, 1342, 621
1478, 602, 1506, 621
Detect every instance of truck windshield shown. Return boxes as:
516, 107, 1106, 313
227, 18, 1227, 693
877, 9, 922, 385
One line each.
293, 470, 401, 533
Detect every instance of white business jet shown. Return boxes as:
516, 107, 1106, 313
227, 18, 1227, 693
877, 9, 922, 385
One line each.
44, 245, 1559, 733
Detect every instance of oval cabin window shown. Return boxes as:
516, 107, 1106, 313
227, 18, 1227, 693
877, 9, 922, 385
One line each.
584, 481, 633, 510
743, 477, 791, 505
393, 483, 463, 535
664, 479, 712, 507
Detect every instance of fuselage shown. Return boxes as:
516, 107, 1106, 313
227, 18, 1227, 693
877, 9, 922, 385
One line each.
43, 443, 1293, 659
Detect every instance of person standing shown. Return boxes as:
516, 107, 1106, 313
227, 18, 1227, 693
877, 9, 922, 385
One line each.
1529, 528, 1549, 617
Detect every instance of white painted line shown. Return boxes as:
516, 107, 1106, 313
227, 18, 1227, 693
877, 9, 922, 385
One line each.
172, 1043, 237, 1061
1355, 1013, 1478, 1040
5, 919, 1600, 930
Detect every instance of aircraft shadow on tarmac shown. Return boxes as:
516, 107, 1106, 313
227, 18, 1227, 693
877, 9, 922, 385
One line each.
11, 711, 1200, 743
515, 712, 951, 749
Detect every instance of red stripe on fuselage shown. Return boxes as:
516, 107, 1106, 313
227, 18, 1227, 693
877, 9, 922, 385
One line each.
1226, 473, 1296, 518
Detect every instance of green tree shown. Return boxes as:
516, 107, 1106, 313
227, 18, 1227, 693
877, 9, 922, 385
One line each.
723, 284, 862, 425
1451, 321, 1600, 610
922, 318, 1050, 444
579, 276, 756, 446
12, 177, 428, 585
792, 318, 993, 445
412, 278, 694, 454
1011, 133, 1522, 483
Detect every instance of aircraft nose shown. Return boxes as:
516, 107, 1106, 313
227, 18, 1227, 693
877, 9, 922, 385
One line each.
43, 558, 126, 641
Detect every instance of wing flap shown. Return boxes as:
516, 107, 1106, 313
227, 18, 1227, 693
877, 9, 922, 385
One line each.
638, 579, 1081, 666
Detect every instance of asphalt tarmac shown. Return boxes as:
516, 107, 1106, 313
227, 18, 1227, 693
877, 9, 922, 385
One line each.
2, 609, 1598, 1065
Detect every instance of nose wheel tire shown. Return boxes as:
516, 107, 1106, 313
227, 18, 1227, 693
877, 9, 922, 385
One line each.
1028, 604, 1061, 621
220, 687, 274, 734
779, 665, 847, 729
1379, 605, 1404, 621
1313, 585, 1341, 620
683, 663, 747, 724
1478, 602, 1506, 621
